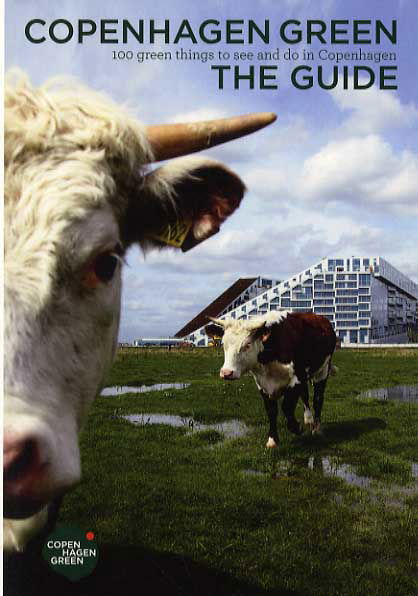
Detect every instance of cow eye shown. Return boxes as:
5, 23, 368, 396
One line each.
82, 248, 123, 289
94, 253, 119, 282
241, 342, 251, 352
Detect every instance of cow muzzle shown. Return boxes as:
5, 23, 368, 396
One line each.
220, 368, 239, 380
3, 435, 51, 519
3, 409, 81, 523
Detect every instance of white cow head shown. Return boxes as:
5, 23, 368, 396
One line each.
3, 71, 276, 551
206, 312, 288, 379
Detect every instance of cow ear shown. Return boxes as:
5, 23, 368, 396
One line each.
123, 157, 245, 251
204, 323, 225, 339
251, 324, 271, 344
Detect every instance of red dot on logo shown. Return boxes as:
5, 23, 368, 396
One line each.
86, 531, 95, 541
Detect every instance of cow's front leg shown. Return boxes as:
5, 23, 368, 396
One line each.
282, 387, 302, 435
260, 390, 279, 448
300, 382, 314, 431
313, 379, 327, 434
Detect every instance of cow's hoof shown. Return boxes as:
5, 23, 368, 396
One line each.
304, 410, 314, 426
266, 437, 278, 448
312, 422, 322, 435
287, 420, 302, 435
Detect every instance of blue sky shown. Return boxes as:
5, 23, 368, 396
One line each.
6, 0, 418, 341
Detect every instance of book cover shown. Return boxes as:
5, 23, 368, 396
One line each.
4, 1, 418, 595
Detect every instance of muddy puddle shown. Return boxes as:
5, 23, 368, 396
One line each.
308, 457, 371, 488
244, 457, 370, 488
122, 413, 249, 440
358, 384, 418, 403
101, 383, 190, 396
244, 457, 418, 495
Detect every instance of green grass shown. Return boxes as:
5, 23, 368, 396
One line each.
5, 348, 418, 596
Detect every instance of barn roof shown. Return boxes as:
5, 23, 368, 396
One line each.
174, 278, 257, 338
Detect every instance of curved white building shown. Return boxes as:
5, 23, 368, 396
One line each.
176, 257, 418, 346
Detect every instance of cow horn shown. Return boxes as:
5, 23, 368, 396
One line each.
208, 317, 228, 328
146, 112, 277, 162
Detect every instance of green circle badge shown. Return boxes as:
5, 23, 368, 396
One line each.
42, 525, 99, 581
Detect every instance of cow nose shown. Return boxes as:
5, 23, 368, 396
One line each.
3, 436, 45, 499
220, 368, 234, 379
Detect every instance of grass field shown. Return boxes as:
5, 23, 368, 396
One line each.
5, 348, 418, 596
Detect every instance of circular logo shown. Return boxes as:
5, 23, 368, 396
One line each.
42, 525, 99, 581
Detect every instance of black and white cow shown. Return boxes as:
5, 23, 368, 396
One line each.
206, 311, 337, 448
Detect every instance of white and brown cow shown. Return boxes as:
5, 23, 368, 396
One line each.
3, 70, 276, 551
206, 311, 337, 448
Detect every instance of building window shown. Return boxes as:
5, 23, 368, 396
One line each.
290, 300, 312, 308
337, 320, 358, 327
336, 289, 358, 296
294, 292, 311, 300
335, 297, 357, 304
313, 307, 335, 313
359, 329, 368, 343
336, 313, 358, 320
359, 274, 371, 286
350, 330, 358, 342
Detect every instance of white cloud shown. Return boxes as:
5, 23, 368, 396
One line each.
300, 134, 418, 214
210, 114, 310, 167
330, 79, 418, 134
171, 107, 227, 123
